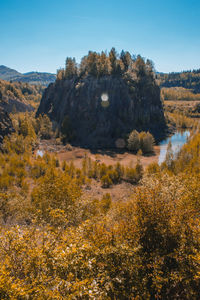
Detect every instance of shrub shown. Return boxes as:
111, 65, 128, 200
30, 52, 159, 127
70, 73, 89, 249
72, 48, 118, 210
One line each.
101, 174, 113, 188
146, 162, 160, 175
127, 130, 140, 152
31, 169, 81, 222
127, 130, 154, 154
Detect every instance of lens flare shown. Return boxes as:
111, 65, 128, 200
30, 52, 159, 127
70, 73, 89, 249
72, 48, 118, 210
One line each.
101, 93, 109, 108
115, 139, 126, 149
101, 93, 109, 101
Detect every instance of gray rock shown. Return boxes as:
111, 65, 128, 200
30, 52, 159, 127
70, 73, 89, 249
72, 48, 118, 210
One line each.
37, 75, 166, 148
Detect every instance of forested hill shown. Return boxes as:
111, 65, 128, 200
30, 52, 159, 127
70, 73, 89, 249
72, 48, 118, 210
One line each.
0, 65, 56, 86
37, 49, 166, 148
157, 69, 200, 93
0, 79, 44, 112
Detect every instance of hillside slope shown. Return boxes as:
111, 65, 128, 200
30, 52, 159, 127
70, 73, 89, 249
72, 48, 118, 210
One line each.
0, 79, 45, 112
0, 106, 13, 144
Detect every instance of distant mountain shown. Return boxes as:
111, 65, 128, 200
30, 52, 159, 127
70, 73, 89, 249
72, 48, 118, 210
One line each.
0, 65, 56, 86
0, 65, 21, 81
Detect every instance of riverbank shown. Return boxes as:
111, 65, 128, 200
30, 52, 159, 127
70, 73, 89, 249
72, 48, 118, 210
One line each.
36, 139, 160, 169
36, 130, 190, 169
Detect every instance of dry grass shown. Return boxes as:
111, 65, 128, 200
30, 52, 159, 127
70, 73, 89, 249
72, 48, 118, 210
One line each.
37, 139, 161, 201
57, 146, 160, 169
164, 100, 200, 107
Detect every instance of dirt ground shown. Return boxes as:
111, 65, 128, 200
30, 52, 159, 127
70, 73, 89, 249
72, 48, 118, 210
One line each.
38, 139, 160, 169
58, 147, 160, 201
81, 179, 135, 202
37, 140, 161, 201
57, 146, 160, 169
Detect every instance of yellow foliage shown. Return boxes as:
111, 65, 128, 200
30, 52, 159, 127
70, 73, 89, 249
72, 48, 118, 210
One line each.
0, 119, 200, 298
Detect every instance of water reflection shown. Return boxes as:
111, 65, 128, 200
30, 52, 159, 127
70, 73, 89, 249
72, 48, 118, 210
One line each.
158, 131, 190, 165
36, 150, 44, 157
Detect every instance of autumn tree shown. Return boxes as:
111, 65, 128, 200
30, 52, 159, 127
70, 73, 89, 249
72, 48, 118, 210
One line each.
56, 68, 65, 80
97, 51, 111, 76
127, 130, 140, 152
139, 131, 155, 153
31, 168, 81, 222
120, 50, 132, 72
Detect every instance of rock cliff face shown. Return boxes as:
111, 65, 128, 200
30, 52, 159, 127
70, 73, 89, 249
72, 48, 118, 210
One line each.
37, 75, 166, 148
0, 107, 13, 144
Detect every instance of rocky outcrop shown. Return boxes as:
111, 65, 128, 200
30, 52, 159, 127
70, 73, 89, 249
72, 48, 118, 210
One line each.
0, 107, 13, 144
37, 75, 166, 148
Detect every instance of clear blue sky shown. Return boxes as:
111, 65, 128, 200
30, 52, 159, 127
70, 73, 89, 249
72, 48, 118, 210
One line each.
0, 0, 199, 74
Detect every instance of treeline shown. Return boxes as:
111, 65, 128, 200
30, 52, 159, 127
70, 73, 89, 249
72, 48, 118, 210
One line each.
56, 48, 155, 83
157, 69, 200, 93
165, 111, 197, 129
0, 79, 44, 108
161, 86, 200, 101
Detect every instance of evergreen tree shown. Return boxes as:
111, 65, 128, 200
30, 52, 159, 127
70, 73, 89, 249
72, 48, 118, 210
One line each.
65, 57, 77, 79
86, 51, 98, 77
109, 47, 118, 75
56, 68, 65, 81
134, 55, 146, 80
120, 50, 132, 72
97, 51, 111, 77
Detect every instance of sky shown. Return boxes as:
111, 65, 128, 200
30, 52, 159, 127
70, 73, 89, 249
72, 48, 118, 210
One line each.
0, 0, 200, 74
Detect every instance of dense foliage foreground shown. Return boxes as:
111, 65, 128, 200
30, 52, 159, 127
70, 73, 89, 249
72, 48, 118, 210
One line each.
0, 114, 200, 298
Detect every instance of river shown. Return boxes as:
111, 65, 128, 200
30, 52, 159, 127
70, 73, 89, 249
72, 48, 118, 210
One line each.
158, 130, 190, 165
